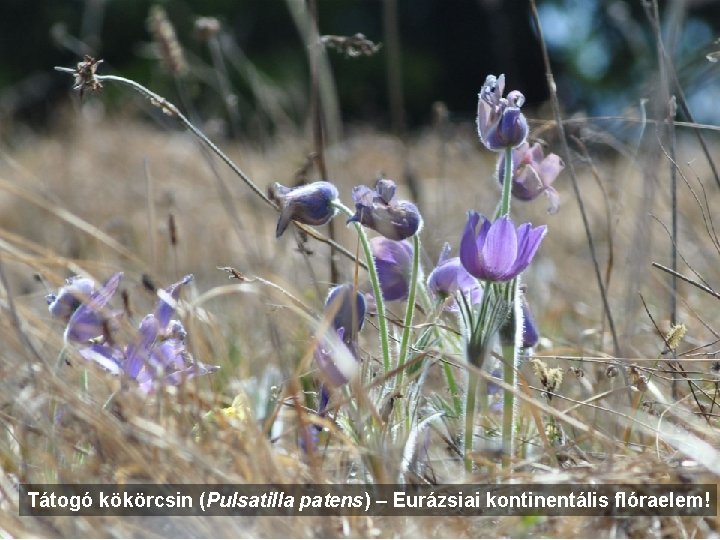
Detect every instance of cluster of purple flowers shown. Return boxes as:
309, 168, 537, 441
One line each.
269, 73, 558, 436
47, 273, 218, 394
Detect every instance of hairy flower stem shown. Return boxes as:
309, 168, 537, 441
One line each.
395, 234, 420, 389
496, 146, 514, 219
464, 369, 478, 473
333, 202, 391, 374
501, 277, 522, 469
497, 145, 520, 470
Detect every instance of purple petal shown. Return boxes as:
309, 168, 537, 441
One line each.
125, 315, 160, 378
155, 274, 193, 329
375, 178, 396, 204
480, 217, 517, 280
351, 185, 375, 206
460, 211, 483, 277
508, 224, 547, 277
78, 344, 124, 376
63, 273, 123, 342
48, 276, 96, 321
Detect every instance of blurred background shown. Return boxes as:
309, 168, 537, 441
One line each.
2, 0, 720, 139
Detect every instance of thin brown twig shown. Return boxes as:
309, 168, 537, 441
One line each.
528, 0, 621, 362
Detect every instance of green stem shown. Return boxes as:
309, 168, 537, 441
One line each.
496, 146, 514, 219
464, 368, 478, 473
501, 278, 521, 469
333, 201, 391, 374
396, 234, 420, 388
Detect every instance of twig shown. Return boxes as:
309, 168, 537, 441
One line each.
528, 0, 621, 360
652, 262, 720, 301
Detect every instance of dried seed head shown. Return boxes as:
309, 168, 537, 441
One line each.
606, 364, 619, 378
148, 5, 188, 76
531, 358, 563, 400
664, 323, 686, 351
71, 55, 104, 97
194, 17, 221, 42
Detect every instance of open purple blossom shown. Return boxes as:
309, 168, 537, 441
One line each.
460, 211, 547, 282
477, 74, 528, 151
427, 243, 483, 312
371, 236, 414, 301
75, 275, 218, 394
272, 181, 339, 238
497, 141, 564, 214
348, 178, 422, 241
47, 272, 123, 343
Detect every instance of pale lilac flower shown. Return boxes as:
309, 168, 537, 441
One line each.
77, 275, 218, 394
477, 74, 528, 151
427, 243, 483, 312
272, 181, 339, 238
348, 178, 422, 241
460, 211, 546, 282
371, 236, 414, 301
497, 141, 564, 214
47, 272, 123, 343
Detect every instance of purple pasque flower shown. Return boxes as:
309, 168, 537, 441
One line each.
325, 284, 366, 343
371, 236, 414, 301
477, 74, 528, 151
272, 181, 339, 238
78, 275, 218, 394
497, 141, 564, 214
460, 211, 547, 282
427, 243, 483, 312
314, 284, 365, 388
313, 327, 358, 388
348, 178, 422, 241
47, 272, 123, 343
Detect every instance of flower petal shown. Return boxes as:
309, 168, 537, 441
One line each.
125, 315, 160, 378
460, 211, 483, 277
155, 274, 193, 329
508, 224, 547, 277
480, 216, 518, 280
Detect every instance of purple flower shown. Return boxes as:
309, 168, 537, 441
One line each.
521, 301, 540, 349
314, 327, 358, 388
47, 272, 123, 343
427, 243, 483, 312
272, 181, 339, 238
77, 275, 218, 394
497, 141, 564, 214
325, 284, 366, 342
371, 236, 414, 301
499, 299, 540, 349
477, 74, 528, 151
348, 178, 422, 240
460, 211, 547, 282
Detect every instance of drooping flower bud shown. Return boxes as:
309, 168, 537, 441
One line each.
272, 181, 339, 238
348, 178, 422, 241
325, 284, 366, 341
497, 141, 564, 214
370, 236, 414, 302
477, 74, 529, 151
